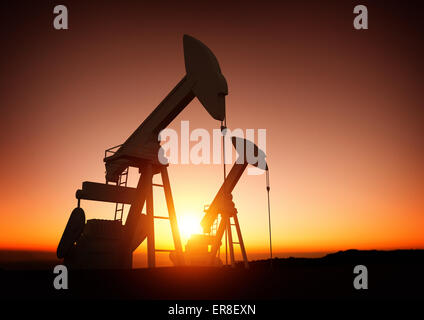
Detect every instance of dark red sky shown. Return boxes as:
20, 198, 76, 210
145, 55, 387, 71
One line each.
0, 1, 423, 258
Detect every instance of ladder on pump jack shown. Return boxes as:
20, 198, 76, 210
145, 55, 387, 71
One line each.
105, 145, 129, 222
114, 167, 128, 221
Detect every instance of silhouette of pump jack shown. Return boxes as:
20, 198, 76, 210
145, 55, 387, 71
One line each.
171, 136, 268, 268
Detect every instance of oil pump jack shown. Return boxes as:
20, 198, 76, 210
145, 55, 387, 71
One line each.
57, 35, 228, 269
172, 136, 268, 268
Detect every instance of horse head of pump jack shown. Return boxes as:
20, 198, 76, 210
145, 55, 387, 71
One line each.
183, 34, 228, 121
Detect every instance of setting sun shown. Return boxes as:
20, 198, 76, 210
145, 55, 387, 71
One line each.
178, 215, 203, 242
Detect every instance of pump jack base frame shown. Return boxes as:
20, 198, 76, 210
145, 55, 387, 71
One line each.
210, 210, 249, 269
68, 163, 184, 269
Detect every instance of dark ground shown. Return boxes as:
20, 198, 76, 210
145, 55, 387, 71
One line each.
0, 249, 423, 300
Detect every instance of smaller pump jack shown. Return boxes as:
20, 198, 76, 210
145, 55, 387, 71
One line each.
172, 136, 268, 268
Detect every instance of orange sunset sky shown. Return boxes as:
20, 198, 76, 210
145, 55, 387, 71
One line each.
0, 1, 423, 265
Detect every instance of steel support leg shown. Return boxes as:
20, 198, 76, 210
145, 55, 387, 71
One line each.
233, 214, 249, 269
209, 217, 227, 265
161, 166, 184, 266
226, 216, 236, 268
145, 164, 155, 268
